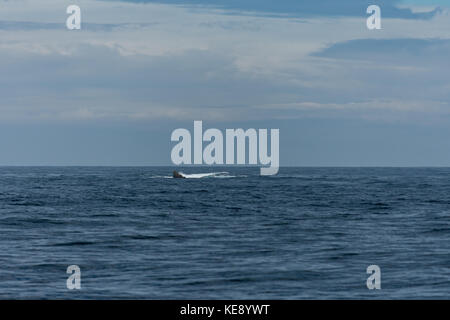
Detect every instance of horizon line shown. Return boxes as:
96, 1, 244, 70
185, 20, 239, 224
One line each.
1, 165, 450, 168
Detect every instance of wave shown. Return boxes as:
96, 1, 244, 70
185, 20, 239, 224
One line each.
179, 171, 232, 179
147, 171, 243, 179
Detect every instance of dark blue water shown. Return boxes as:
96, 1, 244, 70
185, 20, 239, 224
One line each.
0, 167, 449, 299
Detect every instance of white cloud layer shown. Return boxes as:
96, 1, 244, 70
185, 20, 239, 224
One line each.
0, 0, 449, 122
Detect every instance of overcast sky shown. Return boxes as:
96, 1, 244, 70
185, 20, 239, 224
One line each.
0, 0, 449, 166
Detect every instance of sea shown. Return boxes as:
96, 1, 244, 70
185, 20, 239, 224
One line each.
0, 166, 449, 299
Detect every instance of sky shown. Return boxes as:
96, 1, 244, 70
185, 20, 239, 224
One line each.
0, 0, 449, 166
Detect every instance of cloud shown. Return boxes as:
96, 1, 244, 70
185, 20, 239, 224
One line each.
0, 20, 152, 32
0, 0, 449, 124
314, 38, 450, 64
311, 38, 450, 103
102, 0, 442, 19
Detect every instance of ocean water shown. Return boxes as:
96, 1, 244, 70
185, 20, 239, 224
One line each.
0, 166, 449, 299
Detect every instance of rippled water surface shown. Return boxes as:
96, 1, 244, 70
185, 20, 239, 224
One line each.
0, 167, 449, 299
